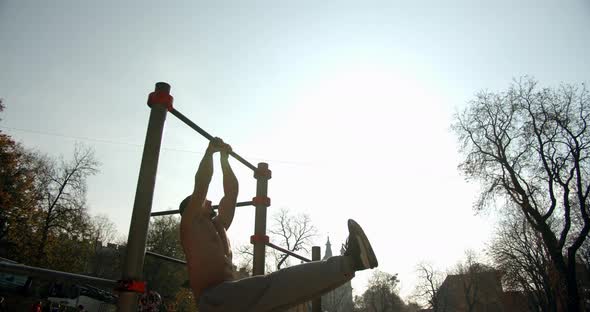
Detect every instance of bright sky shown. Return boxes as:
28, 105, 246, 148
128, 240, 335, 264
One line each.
1, 0, 589, 300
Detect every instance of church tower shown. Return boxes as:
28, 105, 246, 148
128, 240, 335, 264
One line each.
323, 237, 333, 260
321, 236, 353, 312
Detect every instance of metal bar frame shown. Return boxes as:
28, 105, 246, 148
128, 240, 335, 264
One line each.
311, 246, 321, 312
145, 251, 187, 265
0, 262, 118, 289
117, 83, 325, 311
0, 82, 327, 312
253, 163, 270, 275
150, 200, 255, 217
118, 82, 264, 311
118, 82, 170, 312
265, 242, 311, 263
169, 108, 257, 171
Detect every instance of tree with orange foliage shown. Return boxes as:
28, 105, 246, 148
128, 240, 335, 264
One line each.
0, 99, 39, 259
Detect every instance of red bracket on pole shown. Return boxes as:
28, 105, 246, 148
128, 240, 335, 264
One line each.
147, 82, 174, 111
116, 280, 147, 293
252, 196, 271, 207
250, 235, 269, 244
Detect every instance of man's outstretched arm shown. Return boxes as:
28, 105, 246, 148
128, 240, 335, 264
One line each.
183, 140, 219, 220
215, 147, 239, 230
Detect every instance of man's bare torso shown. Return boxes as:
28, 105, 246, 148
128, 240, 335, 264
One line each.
180, 215, 234, 299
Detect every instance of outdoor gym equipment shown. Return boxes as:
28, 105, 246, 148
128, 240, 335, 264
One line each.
119, 82, 321, 311
0, 82, 322, 312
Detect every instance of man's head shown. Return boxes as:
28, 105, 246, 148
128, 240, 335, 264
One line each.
179, 195, 216, 219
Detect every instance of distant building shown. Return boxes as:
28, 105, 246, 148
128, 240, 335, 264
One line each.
84, 241, 122, 281
437, 269, 505, 311
436, 260, 590, 312
437, 269, 537, 312
233, 265, 250, 279
501, 291, 531, 312
321, 237, 353, 312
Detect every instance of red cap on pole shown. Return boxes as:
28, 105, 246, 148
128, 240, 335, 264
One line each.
147, 82, 174, 111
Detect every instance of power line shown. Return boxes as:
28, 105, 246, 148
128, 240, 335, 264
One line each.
2, 126, 145, 148
0, 126, 312, 167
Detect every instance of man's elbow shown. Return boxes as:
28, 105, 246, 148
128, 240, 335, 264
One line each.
215, 217, 232, 231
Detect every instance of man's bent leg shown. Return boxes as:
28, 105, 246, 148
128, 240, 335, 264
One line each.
198, 255, 355, 312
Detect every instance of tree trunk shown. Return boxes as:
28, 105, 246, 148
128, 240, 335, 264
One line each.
35, 217, 51, 266
565, 256, 580, 312
36, 230, 47, 266
532, 213, 580, 311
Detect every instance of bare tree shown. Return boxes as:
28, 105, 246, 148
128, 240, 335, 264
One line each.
412, 262, 445, 311
235, 243, 279, 275
34, 145, 99, 265
453, 77, 590, 311
455, 252, 485, 312
580, 238, 590, 272
488, 209, 557, 311
268, 207, 317, 270
436, 251, 499, 312
355, 270, 405, 312
235, 244, 254, 273
85, 214, 120, 278
89, 213, 118, 247
234, 208, 317, 274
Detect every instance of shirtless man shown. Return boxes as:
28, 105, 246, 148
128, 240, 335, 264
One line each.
180, 138, 378, 312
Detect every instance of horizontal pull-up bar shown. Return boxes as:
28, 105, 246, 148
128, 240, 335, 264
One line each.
0, 262, 118, 289
266, 242, 311, 263
169, 108, 258, 171
145, 251, 186, 265
150, 210, 180, 217
151, 200, 255, 217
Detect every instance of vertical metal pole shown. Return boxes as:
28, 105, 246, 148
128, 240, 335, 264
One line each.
117, 82, 170, 312
253, 162, 270, 276
312, 246, 321, 312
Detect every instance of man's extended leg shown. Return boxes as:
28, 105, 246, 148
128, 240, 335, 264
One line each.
199, 255, 354, 312
198, 219, 378, 312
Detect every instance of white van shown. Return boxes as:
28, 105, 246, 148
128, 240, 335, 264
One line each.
47, 283, 116, 312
